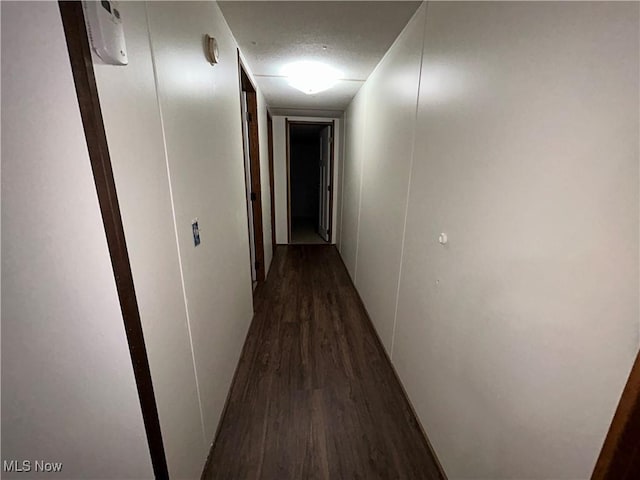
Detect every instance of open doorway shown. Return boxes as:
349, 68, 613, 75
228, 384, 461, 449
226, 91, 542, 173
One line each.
238, 54, 265, 290
286, 120, 335, 244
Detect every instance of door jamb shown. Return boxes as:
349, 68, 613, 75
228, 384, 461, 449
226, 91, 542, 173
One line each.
328, 120, 336, 243
237, 52, 265, 286
58, 2, 169, 477
267, 112, 276, 255
592, 350, 640, 479
285, 118, 291, 243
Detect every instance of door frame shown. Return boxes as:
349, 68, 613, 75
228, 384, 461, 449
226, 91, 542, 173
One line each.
285, 119, 335, 244
237, 52, 265, 286
592, 350, 640, 478
58, 2, 168, 477
267, 111, 276, 255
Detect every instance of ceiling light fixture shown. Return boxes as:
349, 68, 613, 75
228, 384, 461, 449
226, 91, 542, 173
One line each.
281, 61, 342, 95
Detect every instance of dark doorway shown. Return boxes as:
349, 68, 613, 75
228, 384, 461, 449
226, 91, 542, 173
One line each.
286, 121, 334, 245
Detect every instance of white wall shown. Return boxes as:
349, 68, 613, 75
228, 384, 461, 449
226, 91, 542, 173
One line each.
92, 2, 206, 477
351, 6, 426, 351
273, 115, 342, 244
340, 90, 368, 278
1, 2, 153, 478
340, 2, 639, 479
145, 0, 269, 445
273, 116, 288, 243
257, 90, 274, 270
91, 1, 274, 476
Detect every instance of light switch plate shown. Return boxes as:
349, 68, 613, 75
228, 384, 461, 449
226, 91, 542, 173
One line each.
192, 219, 201, 247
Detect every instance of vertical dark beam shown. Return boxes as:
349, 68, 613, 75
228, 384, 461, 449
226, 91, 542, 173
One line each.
285, 118, 292, 243
592, 351, 640, 479
58, 3, 169, 478
246, 89, 265, 283
328, 120, 335, 243
267, 112, 276, 254
237, 51, 265, 284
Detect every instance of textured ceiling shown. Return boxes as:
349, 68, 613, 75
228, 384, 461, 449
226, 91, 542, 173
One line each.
218, 1, 422, 117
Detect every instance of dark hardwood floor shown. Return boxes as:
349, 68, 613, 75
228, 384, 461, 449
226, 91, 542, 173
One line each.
203, 245, 443, 480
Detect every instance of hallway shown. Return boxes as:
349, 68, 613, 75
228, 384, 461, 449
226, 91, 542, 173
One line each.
3, 1, 639, 478
204, 245, 442, 479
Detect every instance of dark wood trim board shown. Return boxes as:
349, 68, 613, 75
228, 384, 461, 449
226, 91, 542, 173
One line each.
592, 351, 640, 479
285, 118, 291, 243
58, 2, 169, 478
328, 119, 336, 242
237, 51, 265, 286
267, 111, 276, 255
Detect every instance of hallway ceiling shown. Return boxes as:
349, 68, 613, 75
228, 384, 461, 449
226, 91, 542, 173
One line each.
218, 1, 422, 117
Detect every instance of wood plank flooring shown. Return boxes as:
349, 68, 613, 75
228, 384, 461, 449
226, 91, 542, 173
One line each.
203, 245, 443, 480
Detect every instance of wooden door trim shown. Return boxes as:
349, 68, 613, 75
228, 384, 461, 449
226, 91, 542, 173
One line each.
267, 112, 276, 254
58, 2, 169, 478
328, 120, 335, 243
287, 120, 335, 125
237, 52, 265, 284
285, 118, 291, 243
286, 120, 335, 244
592, 350, 640, 479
